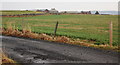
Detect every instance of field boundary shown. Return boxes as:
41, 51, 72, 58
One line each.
1, 27, 119, 52
0, 13, 45, 17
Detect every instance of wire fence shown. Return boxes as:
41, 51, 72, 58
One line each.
2, 14, 118, 46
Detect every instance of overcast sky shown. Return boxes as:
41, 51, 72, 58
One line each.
0, 0, 119, 11
1, 0, 119, 2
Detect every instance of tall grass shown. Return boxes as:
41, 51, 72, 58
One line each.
1, 22, 119, 51
2, 14, 118, 46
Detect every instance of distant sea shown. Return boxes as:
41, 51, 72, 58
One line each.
91, 11, 118, 15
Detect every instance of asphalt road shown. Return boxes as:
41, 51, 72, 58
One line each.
1, 36, 119, 64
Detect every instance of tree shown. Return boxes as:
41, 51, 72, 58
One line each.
64, 11, 67, 13
95, 11, 99, 14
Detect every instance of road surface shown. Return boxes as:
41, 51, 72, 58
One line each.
1, 36, 119, 64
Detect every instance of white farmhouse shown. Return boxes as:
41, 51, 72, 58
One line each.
49, 8, 59, 14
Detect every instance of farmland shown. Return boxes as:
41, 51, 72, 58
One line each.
1, 10, 44, 15
2, 13, 118, 46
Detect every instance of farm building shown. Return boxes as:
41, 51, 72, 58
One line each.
60, 11, 91, 14
81, 11, 91, 14
36, 9, 49, 13
49, 8, 59, 14
60, 11, 80, 14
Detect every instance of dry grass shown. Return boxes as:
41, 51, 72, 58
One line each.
1, 24, 119, 52
1, 53, 16, 64
2, 28, 119, 52
54, 36, 70, 43
0, 48, 18, 65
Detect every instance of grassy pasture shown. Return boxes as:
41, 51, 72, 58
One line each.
2, 14, 118, 46
1, 10, 44, 15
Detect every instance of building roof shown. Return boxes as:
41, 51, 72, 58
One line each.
49, 8, 58, 13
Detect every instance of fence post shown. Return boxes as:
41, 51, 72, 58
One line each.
109, 21, 113, 47
54, 21, 59, 38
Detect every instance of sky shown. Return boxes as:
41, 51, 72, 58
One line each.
0, 0, 119, 2
0, 0, 119, 11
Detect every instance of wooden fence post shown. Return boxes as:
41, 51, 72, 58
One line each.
54, 21, 59, 37
109, 21, 113, 47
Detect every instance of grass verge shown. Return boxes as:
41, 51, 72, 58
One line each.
0, 50, 18, 65
0, 26, 119, 52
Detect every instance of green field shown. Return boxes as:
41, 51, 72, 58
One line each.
2, 14, 118, 46
1, 10, 44, 15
